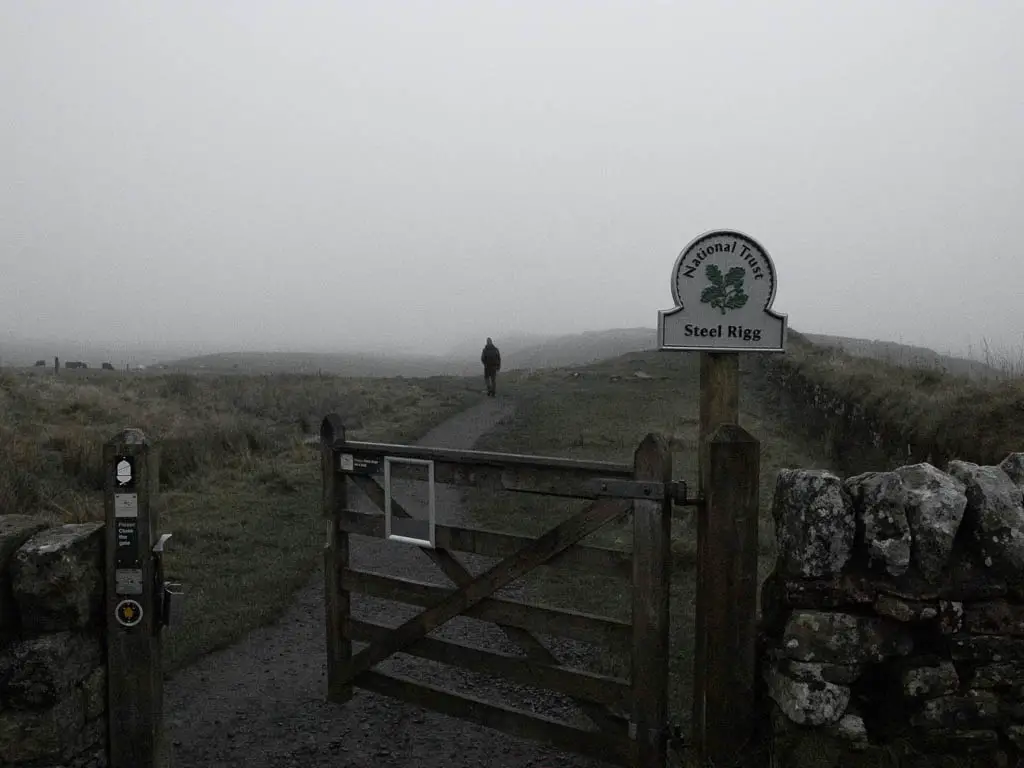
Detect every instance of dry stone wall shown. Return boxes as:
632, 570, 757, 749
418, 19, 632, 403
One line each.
0, 516, 107, 768
760, 452, 1024, 766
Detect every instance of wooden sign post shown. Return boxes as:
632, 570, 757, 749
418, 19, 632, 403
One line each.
657, 229, 787, 765
104, 429, 167, 768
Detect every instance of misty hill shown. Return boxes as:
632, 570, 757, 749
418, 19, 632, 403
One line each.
15, 327, 996, 381
161, 328, 660, 377
802, 333, 1001, 380
445, 332, 555, 361
500, 328, 657, 370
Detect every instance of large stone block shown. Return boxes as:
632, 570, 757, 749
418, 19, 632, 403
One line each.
914, 729, 1002, 757
844, 471, 911, 576
971, 661, 1024, 690
0, 515, 49, 566
948, 461, 1024, 578
950, 634, 1024, 663
895, 463, 967, 582
939, 551, 1008, 601
81, 666, 106, 720
999, 453, 1024, 491
775, 659, 864, 685
902, 660, 959, 699
0, 630, 102, 709
824, 711, 869, 751
909, 690, 1000, 730
0, 688, 85, 763
938, 600, 965, 634
763, 661, 851, 726
780, 610, 913, 665
874, 594, 938, 623
773, 470, 855, 578
770, 571, 877, 611
11, 523, 104, 631
964, 600, 1024, 636
0, 515, 48, 629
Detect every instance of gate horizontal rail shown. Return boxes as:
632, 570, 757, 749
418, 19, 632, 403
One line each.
323, 438, 635, 476
336, 506, 631, 577
330, 439, 634, 499
335, 507, 697, 578
341, 567, 632, 651
356, 669, 630, 765
348, 618, 631, 708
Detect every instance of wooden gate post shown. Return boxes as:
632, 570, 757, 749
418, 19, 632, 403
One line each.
692, 350, 740, 757
630, 433, 672, 768
693, 423, 760, 766
321, 413, 352, 703
697, 352, 739, 493
104, 429, 165, 768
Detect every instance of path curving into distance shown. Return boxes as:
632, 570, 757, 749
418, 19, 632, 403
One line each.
164, 397, 623, 768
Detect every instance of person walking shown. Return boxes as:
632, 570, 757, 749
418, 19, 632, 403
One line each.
480, 337, 501, 397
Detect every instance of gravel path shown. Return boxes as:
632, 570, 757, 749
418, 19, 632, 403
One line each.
164, 398, 623, 768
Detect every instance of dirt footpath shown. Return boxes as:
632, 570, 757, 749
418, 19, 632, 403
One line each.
164, 398, 621, 768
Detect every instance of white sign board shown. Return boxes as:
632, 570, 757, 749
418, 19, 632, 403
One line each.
658, 229, 787, 352
114, 493, 139, 518
383, 456, 436, 549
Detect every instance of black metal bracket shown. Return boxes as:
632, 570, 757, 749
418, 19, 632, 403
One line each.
585, 478, 697, 506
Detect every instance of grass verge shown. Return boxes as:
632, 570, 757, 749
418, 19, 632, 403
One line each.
0, 368, 478, 670
755, 331, 1024, 473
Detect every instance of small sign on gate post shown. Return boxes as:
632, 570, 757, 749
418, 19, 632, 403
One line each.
657, 229, 786, 766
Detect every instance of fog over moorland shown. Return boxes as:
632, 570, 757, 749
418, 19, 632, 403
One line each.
3, 1, 1022, 363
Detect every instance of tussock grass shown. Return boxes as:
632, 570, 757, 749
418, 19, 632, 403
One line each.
0, 368, 477, 669
758, 331, 1024, 472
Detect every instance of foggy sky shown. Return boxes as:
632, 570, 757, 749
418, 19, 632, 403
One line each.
4, 1, 1023, 359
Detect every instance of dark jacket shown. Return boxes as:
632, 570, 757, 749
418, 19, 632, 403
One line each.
481, 343, 501, 371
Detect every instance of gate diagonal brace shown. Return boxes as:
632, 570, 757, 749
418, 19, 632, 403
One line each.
347, 474, 629, 736
586, 478, 693, 505
339, 497, 630, 699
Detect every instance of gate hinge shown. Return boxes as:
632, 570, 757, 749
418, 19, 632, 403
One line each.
586, 479, 689, 504
628, 719, 669, 746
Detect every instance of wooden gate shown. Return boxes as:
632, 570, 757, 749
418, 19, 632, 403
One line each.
318, 413, 697, 767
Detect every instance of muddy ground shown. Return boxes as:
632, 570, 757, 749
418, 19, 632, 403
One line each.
164, 398, 632, 768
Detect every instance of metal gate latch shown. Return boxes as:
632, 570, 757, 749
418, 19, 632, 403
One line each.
152, 533, 184, 629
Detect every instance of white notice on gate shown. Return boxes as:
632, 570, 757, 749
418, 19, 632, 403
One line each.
114, 493, 139, 518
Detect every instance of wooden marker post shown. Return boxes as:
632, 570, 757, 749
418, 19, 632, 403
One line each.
700, 424, 761, 765
104, 428, 166, 768
657, 229, 787, 764
697, 352, 739, 492
692, 349, 740, 760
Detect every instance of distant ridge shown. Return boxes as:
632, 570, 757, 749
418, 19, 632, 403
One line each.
802, 333, 1001, 380
4, 327, 995, 380
159, 351, 478, 378
158, 328, 661, 377
502, 328, 656, 370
